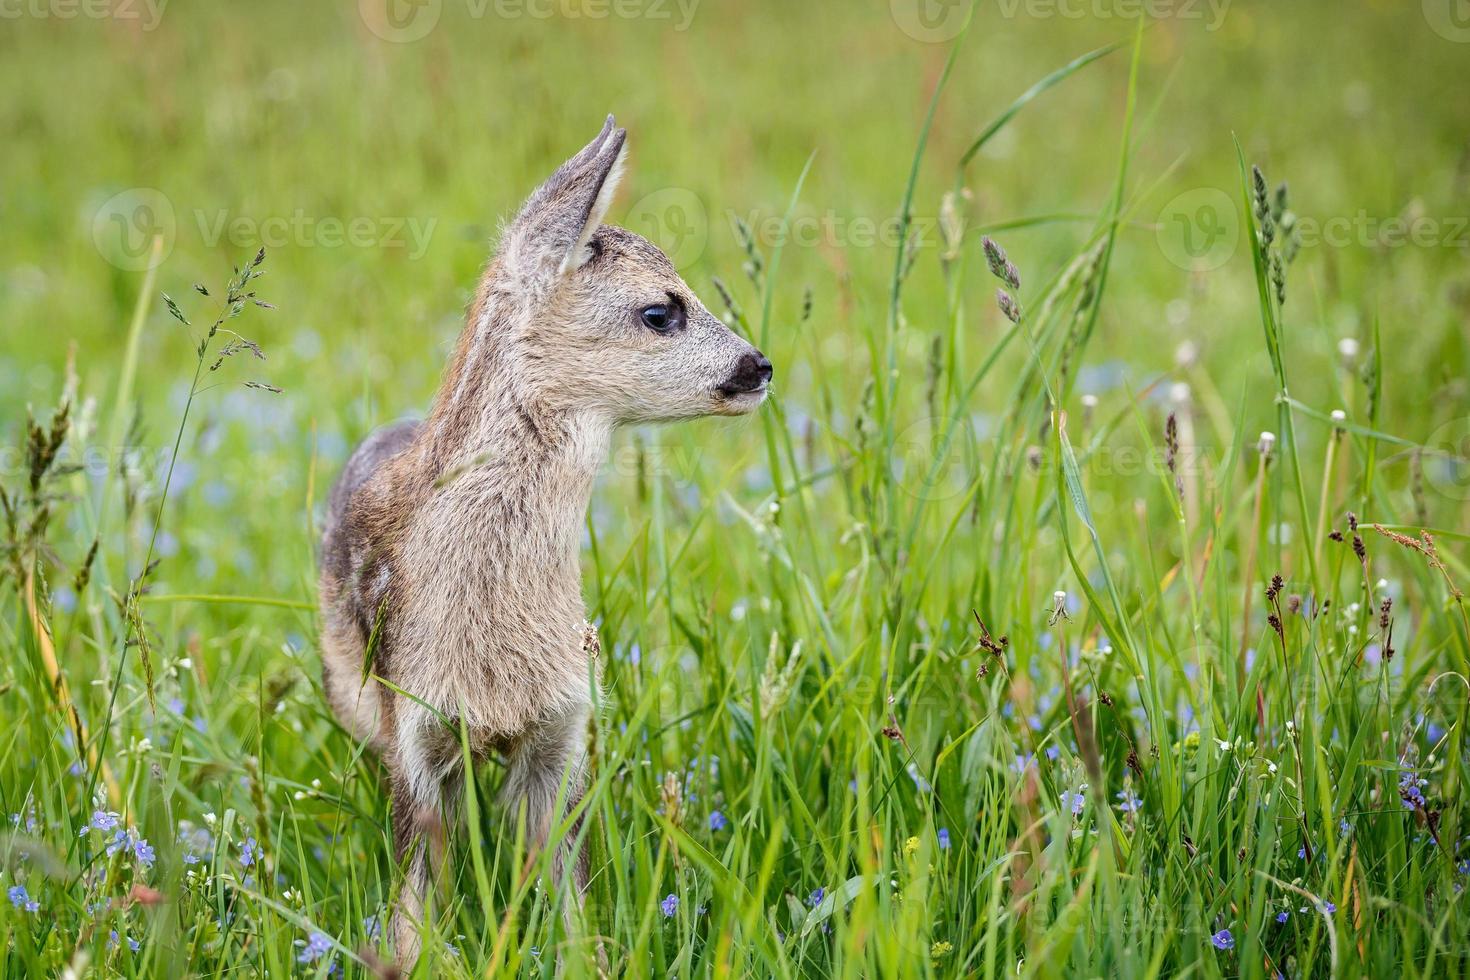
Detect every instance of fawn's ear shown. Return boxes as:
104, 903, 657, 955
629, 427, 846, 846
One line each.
508, 115, 628, 279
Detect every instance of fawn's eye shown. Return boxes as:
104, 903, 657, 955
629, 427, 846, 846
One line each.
640, 301, 685, 334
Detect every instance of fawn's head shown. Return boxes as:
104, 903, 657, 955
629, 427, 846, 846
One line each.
494, 116, 771, 423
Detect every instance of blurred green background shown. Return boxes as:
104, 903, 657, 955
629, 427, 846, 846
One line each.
3, 4, 1467, 576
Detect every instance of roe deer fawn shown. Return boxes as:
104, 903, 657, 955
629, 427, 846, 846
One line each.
318, 115, 771, 962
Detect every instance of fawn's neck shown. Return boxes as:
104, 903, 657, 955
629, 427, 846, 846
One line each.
423, 302, 611, 569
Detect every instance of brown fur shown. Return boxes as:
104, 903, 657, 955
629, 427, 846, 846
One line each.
317, 116, 770, 963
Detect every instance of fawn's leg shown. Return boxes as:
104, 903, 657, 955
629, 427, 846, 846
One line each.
389, 707, 462, 966
501, 702, 591, 897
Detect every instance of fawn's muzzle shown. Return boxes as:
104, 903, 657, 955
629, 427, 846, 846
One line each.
719, 351, 773, 396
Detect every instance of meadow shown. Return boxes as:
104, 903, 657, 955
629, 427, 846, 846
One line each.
2, 0, 1469, 976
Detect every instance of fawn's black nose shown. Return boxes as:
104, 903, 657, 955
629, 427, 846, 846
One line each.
720, 352, 773, 396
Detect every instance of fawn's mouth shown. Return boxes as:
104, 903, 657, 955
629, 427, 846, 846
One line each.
713, 384, 769, 414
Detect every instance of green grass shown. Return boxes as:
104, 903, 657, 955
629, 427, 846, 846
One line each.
3, 1, 1470, 976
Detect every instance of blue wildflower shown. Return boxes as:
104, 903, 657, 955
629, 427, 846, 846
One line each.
240, 837, 259, 867
178, 825, 213, 865
8, 885, 39, 912
1210, 929, 1234, 950
1060, 787, 1087, 816
1399, 770, 1427, 811
297, 931, 333, 964
660, 894, 678, 917
937, 828, 951, 850
1115, 790, 1142, 814
98, 826, 154, 868
809, 887, 825, 908
91, 810, 120, 833
1323, 901, 1336, 916
709, 810, 726, 832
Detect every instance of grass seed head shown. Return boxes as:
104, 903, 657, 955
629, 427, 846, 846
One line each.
997, 289, 1021, 323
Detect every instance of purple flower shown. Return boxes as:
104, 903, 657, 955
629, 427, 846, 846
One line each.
1399, 770, 1427, 810
1060, 788, 1087, 816
1210, 929, 1234, 950
1115, 790, 1142, 814
297, 931, 333, 964
1323, 901, 1336, 916
937, 828, 951, 850
240, 837, 259, 867
809, 887, 825, 908
708, 810, 726, 832
100, 826, 154, 867
178, 826, 213, 865
8, 885, 39, 912
660, 894, 678, 918
109, 930, 141, 952
1276, 910, 1289, 924
90, 810, 120, 833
